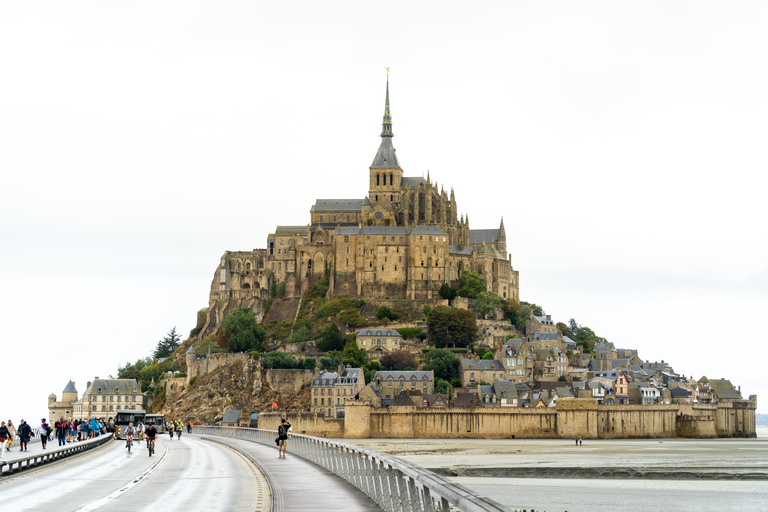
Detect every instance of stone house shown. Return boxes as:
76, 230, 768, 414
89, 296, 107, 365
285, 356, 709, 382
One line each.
74, 378, 144, 420
357, 383, 383, 408
356, 328, 404, 355
373, 370, 434, 400
311, 367, 366, 418
477, 380, 518, 407
460, 359, 505, 387
496, 338, 535, 384
525, 314, 557, 334
221, 409, 249, 427
704, 377, 743, 403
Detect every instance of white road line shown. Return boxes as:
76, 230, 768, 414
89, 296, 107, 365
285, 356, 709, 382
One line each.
73, 442, 168, 512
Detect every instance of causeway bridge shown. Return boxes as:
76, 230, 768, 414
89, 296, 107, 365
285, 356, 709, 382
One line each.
0, 426, 508, 512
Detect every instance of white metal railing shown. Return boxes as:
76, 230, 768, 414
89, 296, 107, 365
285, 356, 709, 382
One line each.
193, 426, 510, 512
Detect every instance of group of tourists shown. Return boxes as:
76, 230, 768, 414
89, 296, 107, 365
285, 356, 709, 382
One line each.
0, 419, 45, 460
165, 420, 186, 439
54, 417, 111, 446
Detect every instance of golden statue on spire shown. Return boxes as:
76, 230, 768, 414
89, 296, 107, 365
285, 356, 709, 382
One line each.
386, 67, 390, 75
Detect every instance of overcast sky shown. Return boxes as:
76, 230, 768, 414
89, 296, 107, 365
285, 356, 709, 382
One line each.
1, 1, 766, 425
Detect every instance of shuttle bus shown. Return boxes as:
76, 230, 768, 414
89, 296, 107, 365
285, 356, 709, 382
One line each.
145, 413, 165, 433
115, 409, 146, 439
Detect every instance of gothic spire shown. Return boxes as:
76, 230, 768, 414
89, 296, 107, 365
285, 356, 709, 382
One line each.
381, 71, 393, 137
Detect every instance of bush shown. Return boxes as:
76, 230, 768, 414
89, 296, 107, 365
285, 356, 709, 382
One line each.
395, 327, 423, 340
438, 282, 458, 300
195, 334, 226, 356
261, 352, 299, 369
302, 357, 317, 370
375, 306, 399, 321
189, 376, 198, 386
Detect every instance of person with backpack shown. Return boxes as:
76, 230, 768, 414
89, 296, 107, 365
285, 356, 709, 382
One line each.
40, 419, 51, 450
277, 418, 291, 459
18, 419, 33, 451
0, 421, 11, 460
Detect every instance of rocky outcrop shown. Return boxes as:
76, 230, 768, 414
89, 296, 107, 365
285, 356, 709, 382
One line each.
158, 356, 312, 424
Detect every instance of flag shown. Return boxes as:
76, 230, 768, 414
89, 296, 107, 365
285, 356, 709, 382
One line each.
272, 401, 278, 410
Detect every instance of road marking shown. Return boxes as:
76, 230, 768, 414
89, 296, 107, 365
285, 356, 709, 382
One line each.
73, 442, 169, 512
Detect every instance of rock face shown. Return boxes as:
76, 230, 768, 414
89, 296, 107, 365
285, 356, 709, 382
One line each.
157, 356, 313, 424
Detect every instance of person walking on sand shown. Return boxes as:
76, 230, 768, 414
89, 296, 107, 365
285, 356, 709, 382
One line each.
0, 421, 11, 460
277, 418, 291, 459
18, 419, 32, 451
40, 419, 50, 450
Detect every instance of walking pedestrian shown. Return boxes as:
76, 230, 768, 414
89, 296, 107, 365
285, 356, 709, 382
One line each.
0, 421, 11, 460
6, 420, 16, 452
18, 420, 32, 451
55, 418, 67, 446
40, 419, 50, 450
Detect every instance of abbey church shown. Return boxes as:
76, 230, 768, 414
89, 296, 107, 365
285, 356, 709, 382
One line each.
209, 77, 519, 304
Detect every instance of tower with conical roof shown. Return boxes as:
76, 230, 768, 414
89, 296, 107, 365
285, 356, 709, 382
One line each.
62, 379, 78, 403
368, 71, 404, 211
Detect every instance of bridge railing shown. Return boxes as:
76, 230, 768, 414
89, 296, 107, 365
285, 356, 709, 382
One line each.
1, 433, 113, 476
194, 425, 509, 512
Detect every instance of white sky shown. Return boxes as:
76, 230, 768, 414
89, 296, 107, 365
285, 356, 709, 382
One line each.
1, 1, 766, 425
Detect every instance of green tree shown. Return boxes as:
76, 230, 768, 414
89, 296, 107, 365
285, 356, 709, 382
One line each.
427, 305, 479, 348
434, 378, 450, 395
317, 323, 345, 352
154, 327, 182, 359
139, 363, 161, 390
380, 350, 417, 371
482, 352, 494, 360
287, 325, 312, 343
277, 282, 286, 298
222, 307, 267, 353
375, 306, 399, 321
319, 355, 340, 370
422, 305, 432, 319
195, 334, 226, 355
339, 308, 366, 328
261, 352, 298, 369
500, 299, 532, 331
302, 357, 317, 370
270, 282, 278, 299
474, 291, 501, 319
521, 301, 544, 316
556, 322, 571, 338
422, 348, 460, 381
459, 271, 486, 298
438, 282, 457, 300
340, 339, 369, 368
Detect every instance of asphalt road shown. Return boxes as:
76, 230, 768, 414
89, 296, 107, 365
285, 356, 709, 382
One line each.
0, 436, 269, 512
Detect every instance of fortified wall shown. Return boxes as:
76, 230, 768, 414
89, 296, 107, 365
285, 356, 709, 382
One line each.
257, 396, 757, 439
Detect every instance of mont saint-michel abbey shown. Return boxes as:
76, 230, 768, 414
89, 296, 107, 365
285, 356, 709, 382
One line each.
209, 78, 519, 304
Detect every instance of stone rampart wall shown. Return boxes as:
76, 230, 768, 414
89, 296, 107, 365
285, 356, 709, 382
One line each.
263, 369, 317, 394
187, 352, 249, 383
258, 411, 345, 437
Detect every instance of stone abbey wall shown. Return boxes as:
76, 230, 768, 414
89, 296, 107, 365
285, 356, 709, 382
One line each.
256, 397, 756, 440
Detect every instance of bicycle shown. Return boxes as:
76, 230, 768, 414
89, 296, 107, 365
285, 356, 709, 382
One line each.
147, 437, 155, 457
126, 435, 133, 453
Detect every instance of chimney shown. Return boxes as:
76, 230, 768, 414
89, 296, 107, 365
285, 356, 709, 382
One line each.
546, 314, 551, 320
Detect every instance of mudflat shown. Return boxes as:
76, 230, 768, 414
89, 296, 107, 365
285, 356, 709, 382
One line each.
348, 437, 768, 480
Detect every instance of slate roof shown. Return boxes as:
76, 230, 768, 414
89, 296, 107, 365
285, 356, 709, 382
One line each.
670, 387, 692, 398
222, 410, 241, 424
374, 370, 433, 381
63, 380, 77, 393
313, 372, 339, 387
410, 225, 448, 236
311, 199, 368, 212
533, 332, 558, 342
83, 379, 140, 396
492, 380, 518, 398
563, 336, 577, 347
709, 378, 742, 400
453, 392, 479, 408
401, 176, 426, 187
271, 226, 308, 237
357, 329, 403, 338
469, 229, 499, 244
423, 394, 448, 407
448, 245, 473, 255
473, 244, 506, 259
611, 358, 630, 369
391, 392, 419, 406
371, 136, 401, 168
460, 359, 504, 371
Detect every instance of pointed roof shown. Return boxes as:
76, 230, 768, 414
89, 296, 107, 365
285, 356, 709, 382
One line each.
63, 380, 77, 393
371, 74, 401, 169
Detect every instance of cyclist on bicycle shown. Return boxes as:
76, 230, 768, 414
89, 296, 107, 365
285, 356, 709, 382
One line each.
124, 422, 135, 448
145, 423, 158, 455
137, 422, 145, 444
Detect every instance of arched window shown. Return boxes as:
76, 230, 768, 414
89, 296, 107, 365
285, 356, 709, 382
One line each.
246, 262, 251, 271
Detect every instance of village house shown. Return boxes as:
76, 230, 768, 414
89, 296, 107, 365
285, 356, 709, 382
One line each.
373, 370, 434, 400
356, 328, 404, 355
311, 366, 366, 418
460, 359, 505, 387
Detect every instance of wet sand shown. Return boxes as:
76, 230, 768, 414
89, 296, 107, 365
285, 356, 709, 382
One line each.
346, 436, 768, 480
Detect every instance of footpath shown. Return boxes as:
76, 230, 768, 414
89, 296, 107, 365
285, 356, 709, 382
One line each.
1, 436, 112, 475
193, 433, 380, 512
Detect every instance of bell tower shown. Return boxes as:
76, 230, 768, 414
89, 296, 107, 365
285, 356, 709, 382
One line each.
369, 70, 403, 211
